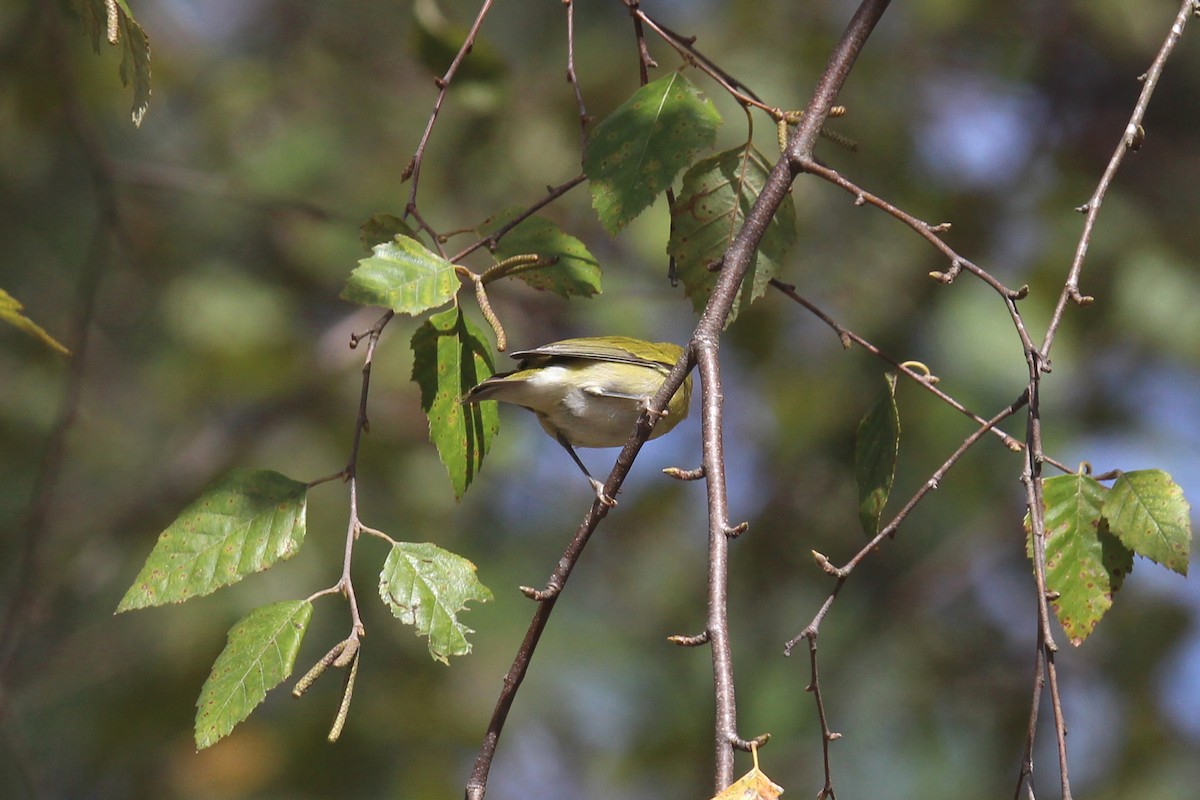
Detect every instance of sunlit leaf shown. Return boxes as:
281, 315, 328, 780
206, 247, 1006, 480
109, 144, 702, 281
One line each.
1103, 469, 1191, 576
411, 307, 498, 498
194, 600, 313, 749
116, 470, 307, 611
585, 72, 721, 234
379, 542, 493, 664
709, 767, 784, 800
359, 213, 416, 252
668, 144, 796, 326
1027, 473, 1132, 646
342, 236, 458, 315
477, 207, 602, 298
856, 372, 899, 536
0, 288, 70, 355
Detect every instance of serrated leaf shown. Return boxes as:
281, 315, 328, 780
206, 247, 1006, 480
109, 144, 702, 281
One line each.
342, 236, 458, 315
117, 470, 307, 611
1103, 469, 1191, 576
585, 72, 721, 234
0, 289, 70, 355
379, 542, 493, 664
70, 1, 151, 125
411, 307, 498, 498
477, 207, 602, 298
359, 213, 416, 252
114, 2, 152, 127
856, 372, 899, 536
194, 600, 313, 749
668, 144, 797, 326
1026, 473, 1133, 646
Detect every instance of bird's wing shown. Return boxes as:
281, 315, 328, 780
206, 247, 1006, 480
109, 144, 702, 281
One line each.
508, 337, 675, 368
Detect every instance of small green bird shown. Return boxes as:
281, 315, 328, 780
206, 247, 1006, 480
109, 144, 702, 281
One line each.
462, 336, 692, 505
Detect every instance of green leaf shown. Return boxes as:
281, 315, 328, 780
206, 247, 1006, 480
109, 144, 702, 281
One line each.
477, 207, 602, 298
411, 307, 499, 498
359, 213, 416, 252
114, 2, 152, 127
0, 289, 70, 355
195, 599, 313, 749
585, 72, 721, 234
668, 144, 797, 326
1027, 473, 1133, 646
379, 542, 493, 664
69, 1, 151, 125
342, 236, 458, 315
1103, 469, 1191, 576
856, 372, 899, 536
116, 469, 307, 611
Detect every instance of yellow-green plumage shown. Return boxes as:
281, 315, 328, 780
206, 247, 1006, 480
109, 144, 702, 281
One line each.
462, 336, 692, 503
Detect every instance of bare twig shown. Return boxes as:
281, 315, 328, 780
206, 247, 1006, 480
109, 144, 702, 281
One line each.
769, 279, 1025, 451
1013, 9, 1197, 796
804, 636, 841, 800
785, 393, 1027, 652
563, 0, 590, 158
1040, 0, 1198, 359
403, 0, 499, 241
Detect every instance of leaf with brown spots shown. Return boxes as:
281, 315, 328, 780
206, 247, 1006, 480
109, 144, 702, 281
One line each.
194, 599, 312, 749
411, 307, 498, 499
1026, 473, 1133, 646
116, 469, 307, 611
584, 72, 721, 235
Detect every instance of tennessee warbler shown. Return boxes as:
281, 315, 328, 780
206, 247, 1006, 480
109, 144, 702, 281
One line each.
462, 336, 692, 505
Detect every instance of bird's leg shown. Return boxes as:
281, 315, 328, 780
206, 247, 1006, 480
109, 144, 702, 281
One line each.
556, 434, 617, 507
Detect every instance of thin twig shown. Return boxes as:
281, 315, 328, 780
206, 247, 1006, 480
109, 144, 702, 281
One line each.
403, 0, 499, 241
1040, 0, 1198, 359
563, 0, 590, 159
804, 636, 840, 800
450, 174, 586, 264
785, 393, 1027, 652
769, 279, 1025, 451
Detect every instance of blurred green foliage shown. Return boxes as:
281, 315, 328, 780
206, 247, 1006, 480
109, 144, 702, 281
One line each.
1, 1, 1198, 798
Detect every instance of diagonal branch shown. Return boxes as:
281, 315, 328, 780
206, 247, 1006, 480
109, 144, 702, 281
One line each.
1041, 0, 1199, 359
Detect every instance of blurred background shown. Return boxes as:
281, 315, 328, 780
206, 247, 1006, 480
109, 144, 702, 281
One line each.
2, 0, 1198, 797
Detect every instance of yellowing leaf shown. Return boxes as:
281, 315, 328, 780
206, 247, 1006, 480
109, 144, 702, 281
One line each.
710, 768, 784, 800
342, 236, 458, 315
0, 289, 70, 355
1027, 473, 1132, 646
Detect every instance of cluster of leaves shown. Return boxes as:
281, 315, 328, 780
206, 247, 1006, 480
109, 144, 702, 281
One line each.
347, 71, 796, 498
1029, 469, 1191, 645
114, 63, 808, 750
116, 469, 492, 748
853, 370, 1192, 648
